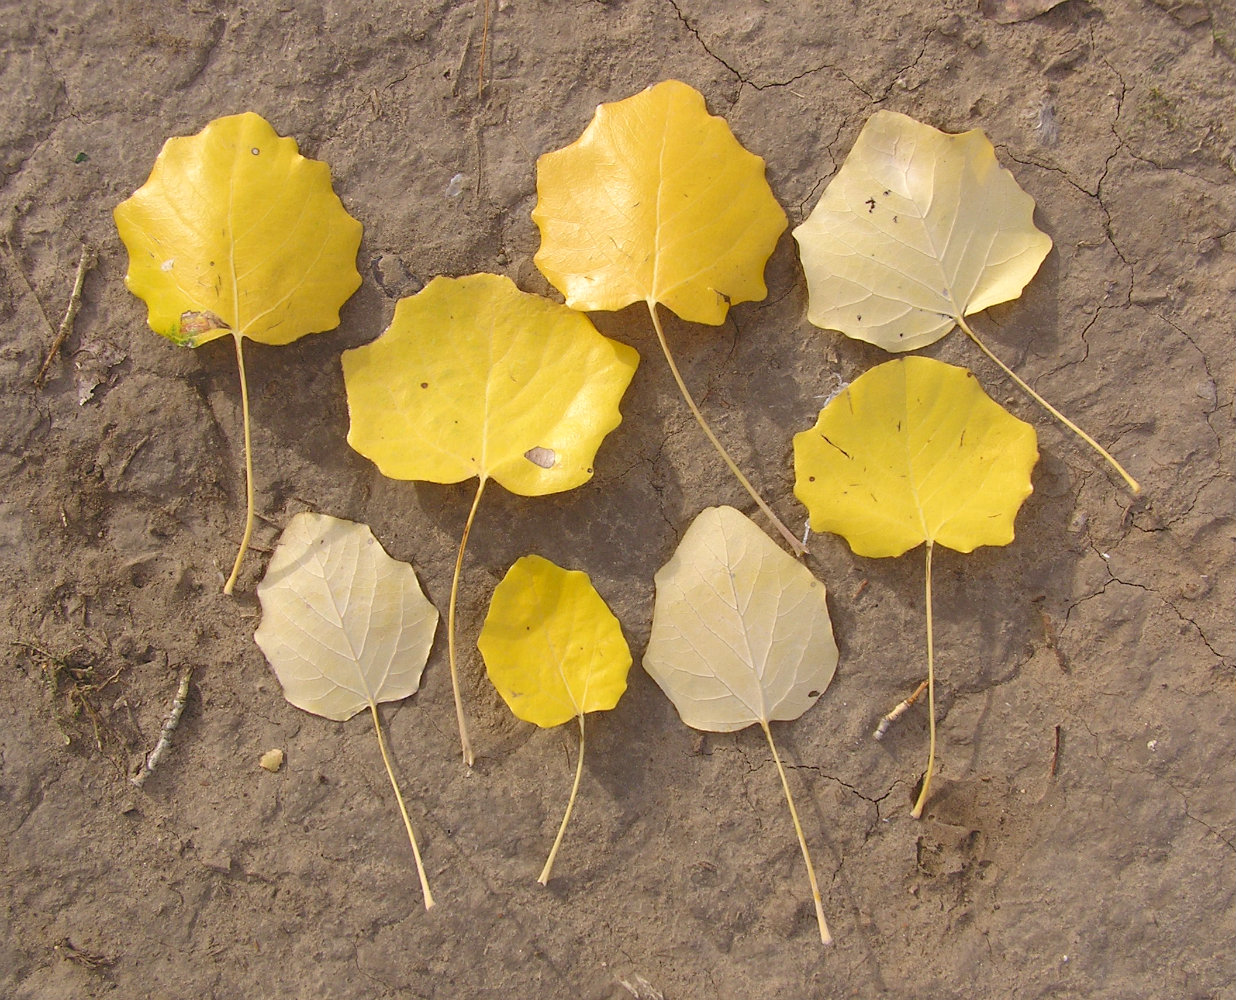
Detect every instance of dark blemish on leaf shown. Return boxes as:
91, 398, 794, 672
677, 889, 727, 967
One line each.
820, 435, 852, 460
524, 446, 556, 469
808, 690, 820, 698
893, 215, 899, 223
857, 314, 862, 321
865, 197, 877, 213
808, 475, 816, 482
883, 189, 890, 196
420, 382, 429, 389
251, 147, 260, 155
179, 309, 230, 344
960, 430, 966, 447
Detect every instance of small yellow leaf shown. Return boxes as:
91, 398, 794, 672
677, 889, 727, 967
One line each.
533, 80, 787, 325
479, 555, 631, 730
793, 111, 1051, 352
115, 112, 362, 348
793, 357, 1039, 558
341, 273, 638, 497
259, 749, 284, 772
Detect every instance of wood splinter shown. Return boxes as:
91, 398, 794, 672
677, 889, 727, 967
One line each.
873, 678, 929, 741
132, 665, 194, 788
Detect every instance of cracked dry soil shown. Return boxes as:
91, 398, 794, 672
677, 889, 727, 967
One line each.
1, 2, 1233, 998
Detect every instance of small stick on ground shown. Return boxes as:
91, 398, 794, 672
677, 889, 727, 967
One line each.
873, 678, 928, 741
35, 244, 96, 388
1049, 724, 1061, 778
132, 665, 194, 788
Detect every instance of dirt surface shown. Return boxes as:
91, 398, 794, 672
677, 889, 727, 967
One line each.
2, 1, 1233, 997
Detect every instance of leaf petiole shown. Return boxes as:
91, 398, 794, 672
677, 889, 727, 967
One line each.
646, 301, 805, 557
224, 333, 256, 595
761, 720, 832, 945
447, 477, 487, 766
911, 541, 937, 819
369, 702, 434, 909
956, 315, 1140, 494
538, 713, 586, 885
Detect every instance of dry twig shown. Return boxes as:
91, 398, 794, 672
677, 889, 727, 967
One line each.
35, 244, 97, 388
132, 665, 194, 788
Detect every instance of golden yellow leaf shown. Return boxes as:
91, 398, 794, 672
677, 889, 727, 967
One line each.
342, 273, 638, 767
114, 112, 364, 593
793, 357, 1038, 818
479, 555, 631, 730
478, 554, 632, 884
341, 273, 638, 497
115, 112, 362, 348
532, 81, 801, 554
794, 357, 1038, 557
532, 79, 787, 326
793, 110, 1050, 353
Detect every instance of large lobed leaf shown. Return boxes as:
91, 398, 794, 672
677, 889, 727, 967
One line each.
793, 110, 1052, 352
341, 273, 639, 497
793, 356, 1039, 558
532, 80, 788, 326
643, 506, 837, 733
479, 555, 631, 729
115, 112, 362, 348
254, 513, 438, 722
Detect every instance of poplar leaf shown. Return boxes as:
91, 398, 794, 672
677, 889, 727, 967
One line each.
341, 273, 638, 497
792, 110, 1138, 494
478, 555, 631, 884
254, 512, 438, 908
114, 112, 364, 592
531, 80, 802, 555
115, 112, 362, 348
479, 555, 631, 730
792, 356, 1039, 558
793, 110, 1051, 353
341, 272, 638, 766
532, 79, 788, 326
793, 357, 1038, 818
254, 513, 437, 722
643, 506, 837, 944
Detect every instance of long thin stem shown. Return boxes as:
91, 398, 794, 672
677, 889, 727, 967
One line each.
911, 542, 937, 819
223, 333, 256, 595
538, 714, 586, 886
646, 301, 806, 556
761, 720, 832, 945
448, 478, 487, 766
956, 315, 1140, 494
369, 702, 435, 910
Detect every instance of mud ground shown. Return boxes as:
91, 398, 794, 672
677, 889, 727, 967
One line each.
1, 1, 1233, 997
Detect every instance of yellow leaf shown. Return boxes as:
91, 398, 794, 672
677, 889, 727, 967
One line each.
793, 110, 1138, 494
114, 112, 362, 348
479, 555, 631, 730
114, 112, 363, 593
793, 110, 1050, 353
342, 273, 637, 767
532, 81, 801, 555
793, 357, 1038, 557
532, 79, 787, 326
793, 357, 1038, 819
478, 554, 631, 884
341, 273, 638, 497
